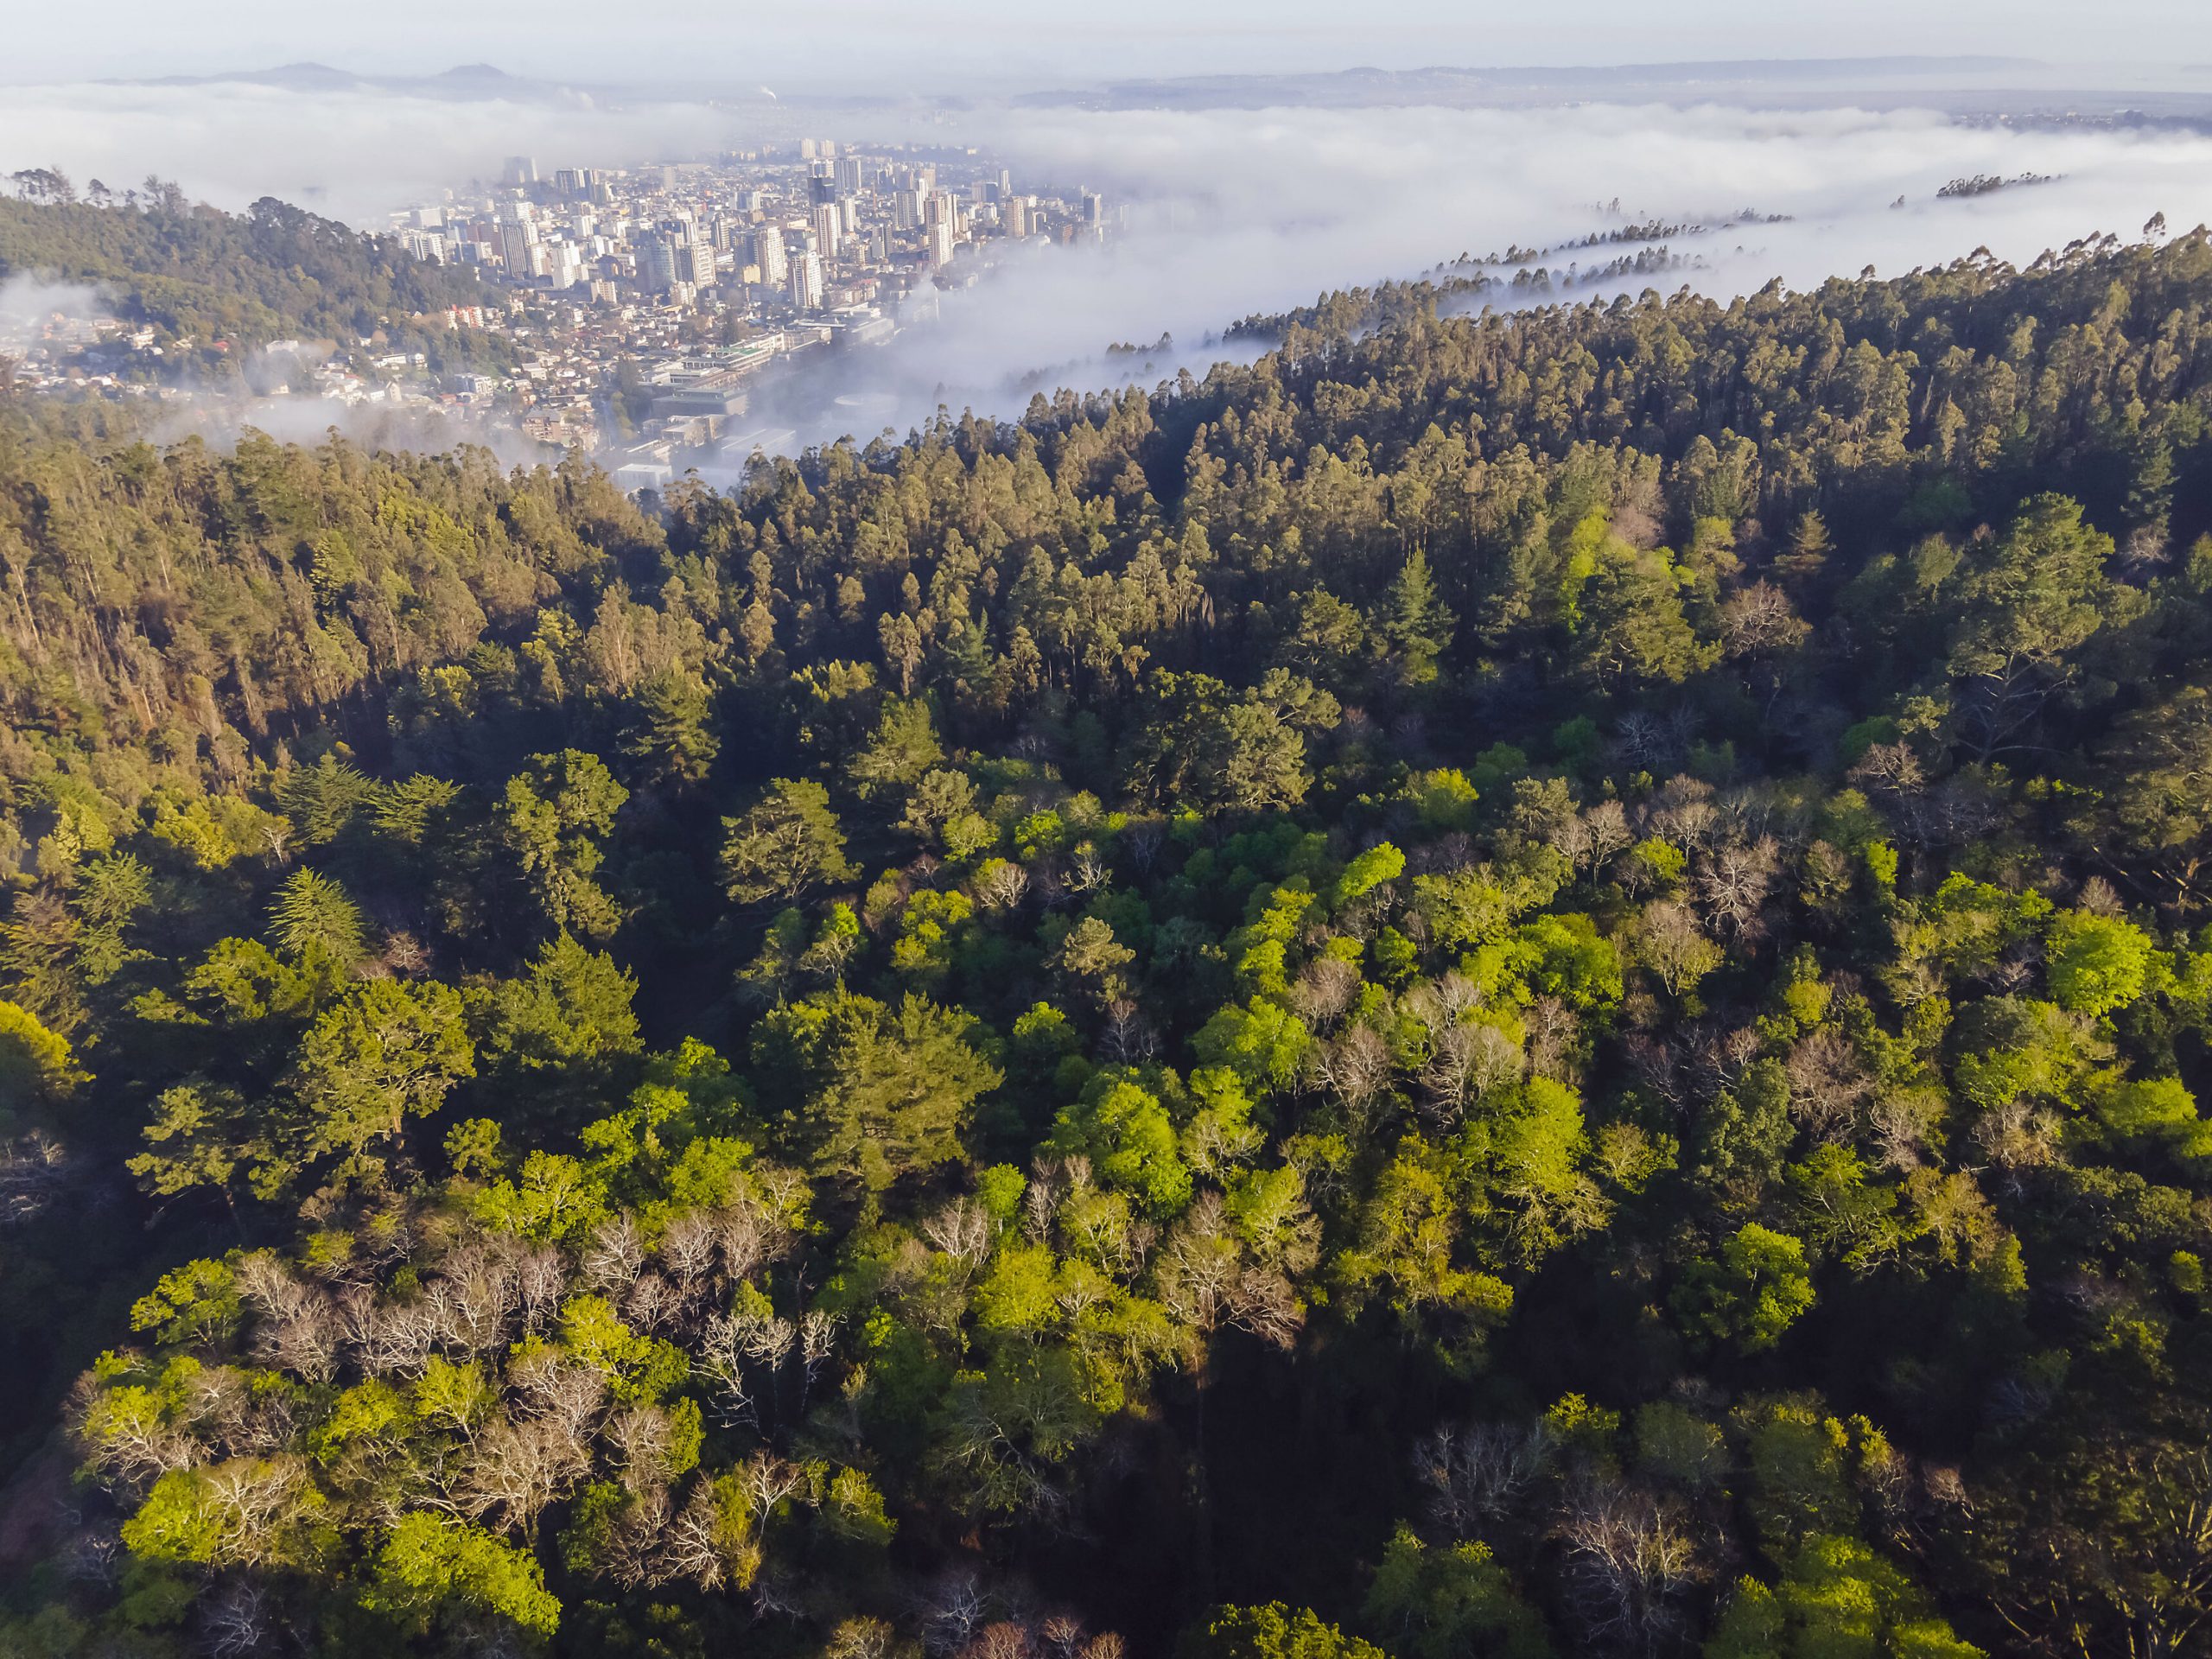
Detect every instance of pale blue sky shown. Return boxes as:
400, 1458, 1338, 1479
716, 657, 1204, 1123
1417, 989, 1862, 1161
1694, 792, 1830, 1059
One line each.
10, 0, 2212, 88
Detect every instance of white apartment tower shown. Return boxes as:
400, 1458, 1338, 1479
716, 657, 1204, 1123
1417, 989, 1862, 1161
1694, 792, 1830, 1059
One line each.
753, 227, 788, 288
788, 250, 824, 310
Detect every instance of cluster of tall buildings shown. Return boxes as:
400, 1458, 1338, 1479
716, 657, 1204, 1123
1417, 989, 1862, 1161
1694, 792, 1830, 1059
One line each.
393, 143, 1114, 322
372, 139, 1120, 491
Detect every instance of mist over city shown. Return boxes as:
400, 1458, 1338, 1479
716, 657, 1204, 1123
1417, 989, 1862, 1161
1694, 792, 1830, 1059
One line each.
9, 43, 2212, 474
13, 11, 2212, 1659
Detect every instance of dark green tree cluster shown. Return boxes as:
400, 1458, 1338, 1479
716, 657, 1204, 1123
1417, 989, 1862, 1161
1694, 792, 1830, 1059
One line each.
9, 228, 2212, 1659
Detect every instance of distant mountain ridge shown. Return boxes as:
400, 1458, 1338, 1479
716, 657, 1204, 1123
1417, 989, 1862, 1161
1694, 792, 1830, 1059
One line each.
1004, 54, 2189, 112
111, 60, 559, 101
107, 52, 2047, 107
86, 53, 2211, 123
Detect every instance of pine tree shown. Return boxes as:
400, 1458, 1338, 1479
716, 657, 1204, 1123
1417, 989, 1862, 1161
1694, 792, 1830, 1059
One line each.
1775, 507, 1834, 589
1376, 549, 1456, 689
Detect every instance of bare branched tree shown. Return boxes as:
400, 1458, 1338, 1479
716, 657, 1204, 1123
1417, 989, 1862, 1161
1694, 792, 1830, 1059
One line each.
1308, 1023, 1397, 1119
1154, 1193, 1303, 1351
1414, 1420, 1549, 1541
668, 1475, 756, 1590
923, 1197, 994, 1270
1552, 1478, 1701, 1655
918, 1566, 992, 1655
582, 1211, 646, 1295
1288, 956, 1364, 1028
1695, 836, 1780, 938
974, 861, 1031, 911
1785, 1027, 1872, 1141
1421, 1021, 1523, 1122
200, 1575, 272, 1658
798, 1307, 840, 1413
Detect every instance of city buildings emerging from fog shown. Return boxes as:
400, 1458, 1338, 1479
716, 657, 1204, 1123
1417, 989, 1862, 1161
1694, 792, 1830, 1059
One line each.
5, 136, 1118, 489
365, 139, 1116, 486
405, 140, 1108, 319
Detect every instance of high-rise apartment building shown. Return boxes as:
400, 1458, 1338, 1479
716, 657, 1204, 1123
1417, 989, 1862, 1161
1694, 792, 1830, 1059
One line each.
543, 244, 587, 289
788, 251, 824, 310
752, 227, 788, 288
650, 213, 717, 289
499, 219, 539, 276
637, 232, 679, 293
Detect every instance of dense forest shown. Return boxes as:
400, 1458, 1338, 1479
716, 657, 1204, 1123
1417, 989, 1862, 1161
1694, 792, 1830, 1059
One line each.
4, 223, 2212, 1659
0, 176, 499, 379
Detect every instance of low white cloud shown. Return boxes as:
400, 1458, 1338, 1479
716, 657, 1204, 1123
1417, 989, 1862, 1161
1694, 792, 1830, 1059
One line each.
768, 100, 2212, 447
0, 79, 761, 222
146, 392, 554, 470
0, 272, 112, 328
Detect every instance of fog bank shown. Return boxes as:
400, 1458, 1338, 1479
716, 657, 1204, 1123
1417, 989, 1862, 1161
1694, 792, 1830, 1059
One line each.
762, 100, 2212, 447
8, 79, 2212, 461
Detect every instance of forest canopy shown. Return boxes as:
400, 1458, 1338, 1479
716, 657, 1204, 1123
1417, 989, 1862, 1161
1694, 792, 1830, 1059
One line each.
3, 226, 2212, 1658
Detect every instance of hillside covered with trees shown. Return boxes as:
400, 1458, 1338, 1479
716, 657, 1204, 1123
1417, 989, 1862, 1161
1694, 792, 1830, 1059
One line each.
4, 227, 2212, 1658
0, 175, 495, 378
